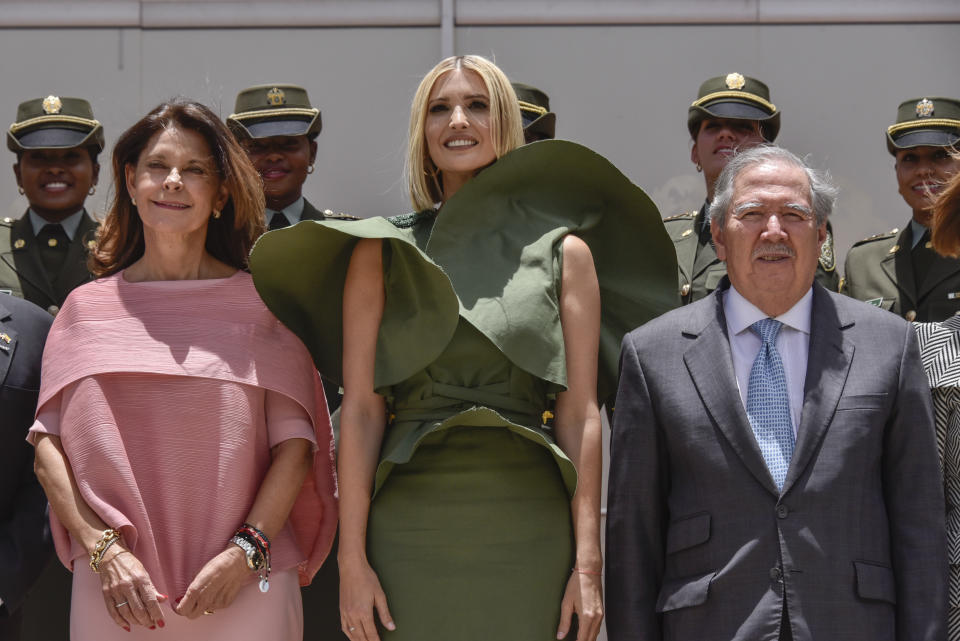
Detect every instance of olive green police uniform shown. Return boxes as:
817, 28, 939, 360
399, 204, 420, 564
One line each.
511, 82, 556, 143
842, 97, 960, 322
672, 74, 838, 303
228, 83, 352, 641
3, 96, 102, 316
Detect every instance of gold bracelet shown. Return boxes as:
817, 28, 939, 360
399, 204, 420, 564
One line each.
89, 529, 121, 573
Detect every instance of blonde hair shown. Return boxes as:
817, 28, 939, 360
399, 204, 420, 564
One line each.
931, 151, 960, 257
405, 55, 524, 211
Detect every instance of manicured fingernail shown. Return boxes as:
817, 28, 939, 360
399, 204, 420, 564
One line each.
158, 620, 165, 628
557, 633, 566, 640
123, 626, 130, 632
158, 593, 168, 600
175, 596, 183, 603
150, 625, 156, 630
386, 621, 396, 630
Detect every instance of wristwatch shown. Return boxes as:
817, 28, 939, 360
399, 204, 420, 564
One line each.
229, 535, 265, 571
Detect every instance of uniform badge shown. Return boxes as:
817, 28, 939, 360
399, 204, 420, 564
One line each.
725, 73, 746, 90
916, 98, 935, 118
13, 239, 25, 249
87, 240, 97, 250
42, 95, 63, 115
889, 244, 899, 254
865, 297, 884, 307
266, 87, 286, 106
819, 230, 836, 271
0, 333, 10, 343
681, 229, 693, 237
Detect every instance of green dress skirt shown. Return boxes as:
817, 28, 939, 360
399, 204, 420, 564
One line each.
249, 141, 678, 640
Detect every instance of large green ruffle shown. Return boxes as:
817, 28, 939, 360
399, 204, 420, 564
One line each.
249, 140, 677, 403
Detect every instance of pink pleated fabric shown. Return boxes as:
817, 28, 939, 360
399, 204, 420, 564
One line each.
29, 271, 338, 599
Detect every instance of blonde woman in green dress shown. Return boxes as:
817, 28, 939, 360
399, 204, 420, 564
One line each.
249, 55, 677, 641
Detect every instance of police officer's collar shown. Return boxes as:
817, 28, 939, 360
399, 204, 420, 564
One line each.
266, 196, 305, 227
909, 218, 929, 249
29, 208, 84, 240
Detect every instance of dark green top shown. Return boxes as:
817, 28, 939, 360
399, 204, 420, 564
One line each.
250, 140, 678, 495
843, 222, 960, 322
665, 202, 840, 304
0, 211, 97, 315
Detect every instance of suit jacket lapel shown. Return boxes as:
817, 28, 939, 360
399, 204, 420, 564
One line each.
0, 300, 15, 384
918, 253, 960, 301
683, 288, 780, 496
10, 213, 56, 305
301, 199, 325, 221
883, 226, 916, 311
56, 211, 96, 300
781, 285, 853, 495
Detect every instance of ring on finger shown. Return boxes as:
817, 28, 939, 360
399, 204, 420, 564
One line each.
349, 626, 356, 632
203, 610, 215, 615
114, 601, 129, 608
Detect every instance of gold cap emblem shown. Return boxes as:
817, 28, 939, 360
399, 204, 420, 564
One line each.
725, 73, 746, 90
42, 95, 63, 115
266, 87, 286, 106
13, 239, 25, 249
916, 98, 935, 118
47, 238, 58, 247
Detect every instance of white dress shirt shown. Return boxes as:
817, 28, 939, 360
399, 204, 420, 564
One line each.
266, 196, 305, 227
723, 285, 813, 437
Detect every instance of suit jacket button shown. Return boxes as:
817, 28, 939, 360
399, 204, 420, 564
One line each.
46, 305, 60, 316
769, 567, 782, 581
776, 504, 789, 518
680, 284, 691, 297
905, 310, 917, 321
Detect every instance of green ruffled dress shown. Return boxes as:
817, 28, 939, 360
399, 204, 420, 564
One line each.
249, 140, 677, 640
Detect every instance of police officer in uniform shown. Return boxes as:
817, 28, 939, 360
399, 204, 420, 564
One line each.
226, 84, 357, 231
2, 96, 101, 316
511, 82, 556, 143
843, 97, 960, 322
665, 73, 839, 304
228, 84, 350, 641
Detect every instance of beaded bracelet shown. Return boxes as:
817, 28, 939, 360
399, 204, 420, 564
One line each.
89, 529, 121, 573
231, 525, 272, 593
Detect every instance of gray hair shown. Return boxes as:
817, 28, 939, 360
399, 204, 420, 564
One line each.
708, 144, 838, 227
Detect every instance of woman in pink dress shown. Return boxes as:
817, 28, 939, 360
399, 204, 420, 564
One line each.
29, 99, 338, 641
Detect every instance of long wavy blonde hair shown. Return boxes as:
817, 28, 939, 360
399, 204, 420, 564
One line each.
405, 55, 524, 211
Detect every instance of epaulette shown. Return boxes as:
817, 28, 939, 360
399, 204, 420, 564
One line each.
851, 228, 899, 248
663, 211, 697, 222
387, 209, 437, 229
321, 209, 360, 221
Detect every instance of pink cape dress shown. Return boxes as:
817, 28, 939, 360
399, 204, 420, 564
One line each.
28, 270, 338, 641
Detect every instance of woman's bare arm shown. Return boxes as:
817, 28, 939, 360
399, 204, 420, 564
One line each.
553, 234, 604, 641
338, 238, 395, 641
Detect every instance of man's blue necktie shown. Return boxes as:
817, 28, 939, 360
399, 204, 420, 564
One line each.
746, 318, 795, 491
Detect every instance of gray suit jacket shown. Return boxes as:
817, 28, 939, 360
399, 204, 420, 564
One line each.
606, 282, 947, 641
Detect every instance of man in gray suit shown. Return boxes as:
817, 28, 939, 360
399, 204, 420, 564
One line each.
606, 145, 946, 641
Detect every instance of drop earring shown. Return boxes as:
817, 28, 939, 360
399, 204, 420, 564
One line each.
695, 163, 702, 173
88, 186, 97, 196
306, 164, 314, 174
131, 196, 137, 206
212, 209, 221, 219
18, 187, 24, 195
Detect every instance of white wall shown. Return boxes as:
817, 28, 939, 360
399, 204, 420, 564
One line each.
1, 17, 958, 264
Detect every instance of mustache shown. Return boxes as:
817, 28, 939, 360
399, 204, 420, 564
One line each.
752, 243, 795, 260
